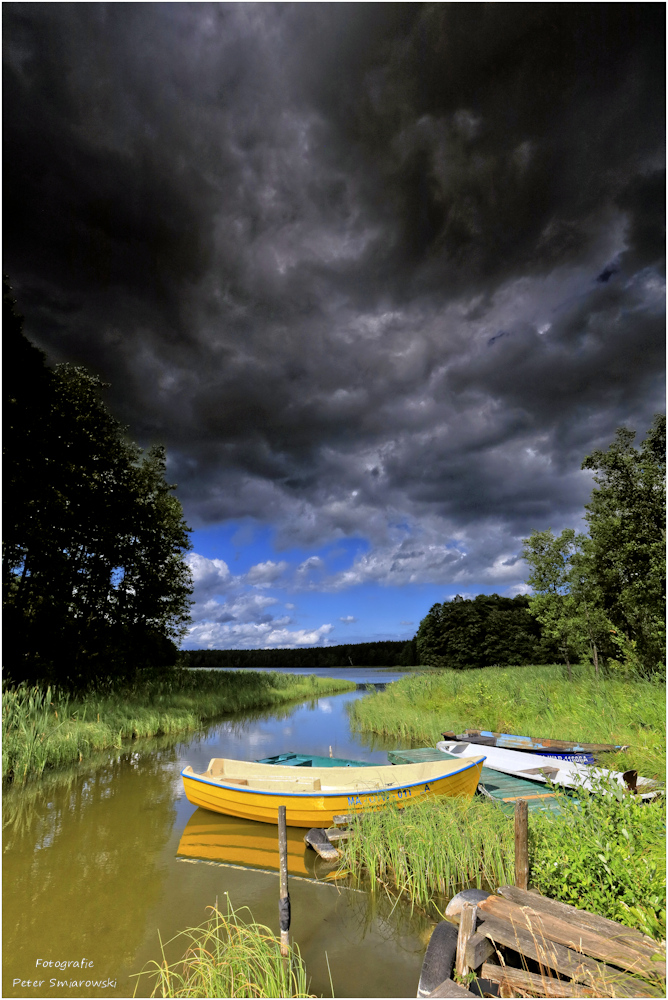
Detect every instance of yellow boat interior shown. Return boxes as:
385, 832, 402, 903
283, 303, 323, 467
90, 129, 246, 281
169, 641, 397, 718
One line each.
183, 756, 485, 794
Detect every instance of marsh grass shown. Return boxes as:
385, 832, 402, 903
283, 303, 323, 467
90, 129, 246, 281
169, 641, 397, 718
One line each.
133, 900, 316, 998
348, 663, 666, 778
338, 795, 514, 915
3, 670, 356, 783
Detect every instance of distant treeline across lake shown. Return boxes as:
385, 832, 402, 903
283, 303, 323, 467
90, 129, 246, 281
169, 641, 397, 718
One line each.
184, 639, 419, 670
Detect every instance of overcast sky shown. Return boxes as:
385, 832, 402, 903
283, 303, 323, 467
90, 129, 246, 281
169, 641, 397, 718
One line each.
4, 3, 665, 649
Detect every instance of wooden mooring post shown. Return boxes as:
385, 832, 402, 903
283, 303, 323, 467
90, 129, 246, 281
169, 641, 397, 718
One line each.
277, 805, 290, 957
514, 798, 529, 890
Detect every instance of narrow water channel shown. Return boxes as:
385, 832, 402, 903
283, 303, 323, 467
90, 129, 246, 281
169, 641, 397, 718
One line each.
3, 670, 436, 999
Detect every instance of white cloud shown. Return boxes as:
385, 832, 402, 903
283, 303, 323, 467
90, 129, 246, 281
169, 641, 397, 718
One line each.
244, 559, 289, 588
184, 621, 334, 650
339, 615, 357, 623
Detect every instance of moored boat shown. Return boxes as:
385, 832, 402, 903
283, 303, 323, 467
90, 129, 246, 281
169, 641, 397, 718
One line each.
443, 728, 629, 763
181, 755, 486, 826
256, 751, 374, 768
437, 740, 659, 799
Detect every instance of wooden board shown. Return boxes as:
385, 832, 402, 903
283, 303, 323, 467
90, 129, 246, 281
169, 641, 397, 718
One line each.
480, 962, 598, 997
479, 895, 666, 980
495, 887, 666, 974
468, 912, 662, 997
388, 748, 563, 814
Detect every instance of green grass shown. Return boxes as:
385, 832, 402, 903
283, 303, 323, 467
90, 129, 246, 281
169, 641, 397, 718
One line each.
530, 776, 667, 940
348, 663, 666, 778
337, 787, 666, 943
338, 795, 514, 914
133, 899, 317, 998
2, 670, 356, 783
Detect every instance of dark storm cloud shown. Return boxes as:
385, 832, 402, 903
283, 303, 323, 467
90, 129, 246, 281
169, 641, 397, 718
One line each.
4, 3, 665, 589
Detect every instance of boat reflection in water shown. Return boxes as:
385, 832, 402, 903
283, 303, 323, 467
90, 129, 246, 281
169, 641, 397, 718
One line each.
176, 808, 337, 880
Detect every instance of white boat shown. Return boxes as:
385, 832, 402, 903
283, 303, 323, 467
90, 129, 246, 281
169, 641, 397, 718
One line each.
436, 741, 660, 799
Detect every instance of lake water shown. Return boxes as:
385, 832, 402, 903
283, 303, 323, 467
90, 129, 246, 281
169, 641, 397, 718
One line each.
3, 669, 435, 999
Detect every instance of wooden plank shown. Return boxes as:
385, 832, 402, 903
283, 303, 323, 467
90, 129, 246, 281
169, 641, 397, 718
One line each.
469, 913, 662, 996
325, 828, 352, 842
465, 929, 497, 970
332, 814, 352, 825
456, 902, 478, 978
514, 800, 529, 890
496, 887, 666, 964
428, 979, 474, 998
480, 895, 666, 980
480, 962, 598, 998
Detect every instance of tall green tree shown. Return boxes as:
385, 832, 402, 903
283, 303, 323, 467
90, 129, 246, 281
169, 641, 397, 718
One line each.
3, 282, 193, 687
522, 416, 665, 679
581, 415, 665, 676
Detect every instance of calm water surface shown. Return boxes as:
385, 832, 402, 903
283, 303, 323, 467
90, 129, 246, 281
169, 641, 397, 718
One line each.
4, 669, 435, 999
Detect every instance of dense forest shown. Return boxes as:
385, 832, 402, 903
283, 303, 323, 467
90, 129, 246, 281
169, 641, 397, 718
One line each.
415, 594, 559, 669
184, 639, 419, 670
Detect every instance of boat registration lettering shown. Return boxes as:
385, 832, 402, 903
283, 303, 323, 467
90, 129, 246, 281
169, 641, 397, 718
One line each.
423, 783, 431, 792
396, 787, 412, 799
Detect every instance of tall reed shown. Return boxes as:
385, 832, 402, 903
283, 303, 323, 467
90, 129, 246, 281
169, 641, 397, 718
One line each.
3, 671, 356, 783
338, 796, 514, 915
133, 900, 316, 998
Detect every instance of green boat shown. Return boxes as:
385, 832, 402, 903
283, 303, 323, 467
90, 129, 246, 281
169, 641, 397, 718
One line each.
256, 751, 375, 768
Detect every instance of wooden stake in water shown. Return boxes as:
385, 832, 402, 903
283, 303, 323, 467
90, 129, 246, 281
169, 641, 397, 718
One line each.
278, 805, 290, 957
515, 798, 529, 890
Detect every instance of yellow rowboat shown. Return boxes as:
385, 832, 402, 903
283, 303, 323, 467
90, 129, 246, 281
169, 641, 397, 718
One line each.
177, 809, 313, 876
181, 755, 486, 827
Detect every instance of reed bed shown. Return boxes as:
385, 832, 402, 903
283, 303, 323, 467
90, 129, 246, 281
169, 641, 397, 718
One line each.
133, 900, 316, 998
348, 663, 666, 779
338, 795, 514, 915
2, 671, 356, 783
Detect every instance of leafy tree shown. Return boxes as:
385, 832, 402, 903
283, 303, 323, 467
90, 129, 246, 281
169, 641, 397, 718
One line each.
521, 529, 589, 679
3, 282, 193, 688
581, 416, 665, 677
522, 416, 665, 679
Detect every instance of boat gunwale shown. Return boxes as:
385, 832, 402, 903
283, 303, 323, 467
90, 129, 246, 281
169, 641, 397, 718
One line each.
180, 756, 485, 799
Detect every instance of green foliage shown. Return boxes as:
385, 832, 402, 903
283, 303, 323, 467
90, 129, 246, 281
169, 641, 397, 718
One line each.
134, 899, 315, 998
348, 664, 665, 779
184, 638, 418, 670
2, 671, 356, 783
3, 282, 193, 688
338, 795, 514, 913
531, 779, 666, 940
581, 415, 666, 677
415, 594, 556, 669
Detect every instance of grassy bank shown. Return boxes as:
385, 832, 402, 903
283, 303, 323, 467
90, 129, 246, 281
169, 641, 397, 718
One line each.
134, 900, 316, 998
342, 663, 666, 944
348, 663, 666, 778
3, 670, 356, 783
338, 783, 666, 941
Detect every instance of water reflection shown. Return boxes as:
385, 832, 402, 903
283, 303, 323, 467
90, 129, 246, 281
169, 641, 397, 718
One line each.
4, 678, 429, 998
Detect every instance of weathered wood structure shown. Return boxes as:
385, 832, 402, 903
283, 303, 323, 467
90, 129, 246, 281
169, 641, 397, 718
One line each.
429, 886, 666, 998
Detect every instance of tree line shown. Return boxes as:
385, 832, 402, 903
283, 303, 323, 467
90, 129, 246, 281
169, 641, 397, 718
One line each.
3, 281, 193, 689
184, 639, 419, 671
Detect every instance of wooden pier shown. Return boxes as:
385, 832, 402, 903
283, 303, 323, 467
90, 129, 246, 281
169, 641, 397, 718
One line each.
387, 747, 564, 814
